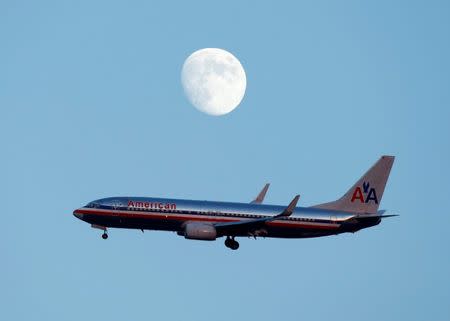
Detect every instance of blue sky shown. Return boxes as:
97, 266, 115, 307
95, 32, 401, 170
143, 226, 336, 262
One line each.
1, 1, 449, 320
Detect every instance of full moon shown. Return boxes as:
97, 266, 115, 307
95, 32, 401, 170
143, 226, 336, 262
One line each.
181, 48, 247, 116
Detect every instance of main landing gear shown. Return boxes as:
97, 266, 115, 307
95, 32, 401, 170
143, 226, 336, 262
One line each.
102, 232, 108, 240
224, 236, 239, 250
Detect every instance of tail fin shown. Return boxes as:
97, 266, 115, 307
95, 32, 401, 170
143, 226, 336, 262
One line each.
312, 156, 395, 214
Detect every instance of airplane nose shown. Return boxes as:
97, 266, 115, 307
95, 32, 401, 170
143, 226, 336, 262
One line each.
73, 209, 84, 220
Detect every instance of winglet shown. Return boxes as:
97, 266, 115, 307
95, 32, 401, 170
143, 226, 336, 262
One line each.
278, 195, 300, 217
251, 183, 270, 204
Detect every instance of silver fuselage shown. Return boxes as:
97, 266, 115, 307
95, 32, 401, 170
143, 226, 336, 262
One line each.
73, 196, 381, 238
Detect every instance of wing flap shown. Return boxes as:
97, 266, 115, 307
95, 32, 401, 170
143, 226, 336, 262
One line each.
215, 195, 300, 236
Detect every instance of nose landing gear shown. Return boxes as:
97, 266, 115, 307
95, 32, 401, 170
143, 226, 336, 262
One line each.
91, 224, 108, 240
224, 236, 239, 250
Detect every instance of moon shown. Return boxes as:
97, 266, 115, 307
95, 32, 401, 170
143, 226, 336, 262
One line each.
181, 48, 247, 116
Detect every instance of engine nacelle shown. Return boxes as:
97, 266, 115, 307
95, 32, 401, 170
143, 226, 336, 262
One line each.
184, 222, 217, 240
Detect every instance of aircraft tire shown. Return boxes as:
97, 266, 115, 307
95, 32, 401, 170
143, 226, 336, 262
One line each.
102, 233, 108, 240
224, 237, 232, 248
225, 237, 239, 250
230, 240, 239, 250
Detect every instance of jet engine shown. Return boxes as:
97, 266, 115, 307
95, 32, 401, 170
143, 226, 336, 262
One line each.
183, 222, 217, 240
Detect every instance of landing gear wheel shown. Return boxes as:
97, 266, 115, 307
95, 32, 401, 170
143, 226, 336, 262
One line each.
102, 233, 108, 240
224, 237, 239, 250
225, 237, 232, 248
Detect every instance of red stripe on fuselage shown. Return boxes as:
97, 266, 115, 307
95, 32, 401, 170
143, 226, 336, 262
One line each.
74, 208, 339, 230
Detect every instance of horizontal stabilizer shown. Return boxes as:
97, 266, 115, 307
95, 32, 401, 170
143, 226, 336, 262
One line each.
357, 214, 399, 219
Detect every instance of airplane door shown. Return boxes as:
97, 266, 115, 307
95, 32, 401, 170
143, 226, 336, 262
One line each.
112, 200, 125, 225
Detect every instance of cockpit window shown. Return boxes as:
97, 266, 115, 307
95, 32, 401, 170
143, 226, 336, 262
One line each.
86, 202, 100, 208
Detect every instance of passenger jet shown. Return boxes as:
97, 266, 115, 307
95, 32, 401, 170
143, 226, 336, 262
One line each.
73, 156, 396, 250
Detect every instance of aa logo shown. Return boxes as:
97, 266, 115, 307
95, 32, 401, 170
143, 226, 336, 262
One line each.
351, 182, 378, 204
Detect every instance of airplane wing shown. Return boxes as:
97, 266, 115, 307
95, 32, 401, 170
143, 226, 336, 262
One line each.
215, 195, 300, 236
251, 183, 270, 204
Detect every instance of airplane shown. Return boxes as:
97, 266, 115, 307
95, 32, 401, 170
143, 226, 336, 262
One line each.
73, 156, 396, 250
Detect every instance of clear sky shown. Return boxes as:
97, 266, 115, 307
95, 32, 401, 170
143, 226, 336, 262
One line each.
1, 1, 449, 320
